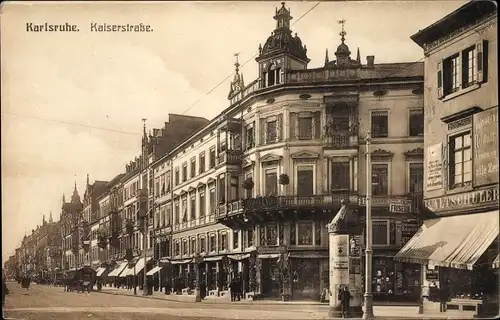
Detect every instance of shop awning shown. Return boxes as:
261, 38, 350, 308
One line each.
146, 266, 163, 276
204, 256, 223, 262
108, 262, 128, 277
395, 210, 499, 270
119, 267, 132, 277
170, 259, 193, 265
126, 257, 152, 276
493, 254, 500, 268
228, 253, 251, 261
96, 267, 107, 277
258, 253, 280, 259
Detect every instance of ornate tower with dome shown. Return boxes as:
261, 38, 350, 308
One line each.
324, 20, 362, 68
256, 2, 310, 88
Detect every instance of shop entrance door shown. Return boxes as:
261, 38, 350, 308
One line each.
199, 262, 207, 299
291, 259, 320, 300
261, 259, 280, 299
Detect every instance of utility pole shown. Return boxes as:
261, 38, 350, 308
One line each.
363, 132, 374, 319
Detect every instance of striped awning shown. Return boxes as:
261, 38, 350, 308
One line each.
395, 210, 499, 270
108, 262, 128, 277
146, 266, 163, 276
493, 255, 500, 268
124, 257, 152, 276
96, 267, 107, 277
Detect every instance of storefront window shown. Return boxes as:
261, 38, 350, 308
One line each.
298, 222, 313, 245
266, 224, 278, 246
373, 220, 388, 245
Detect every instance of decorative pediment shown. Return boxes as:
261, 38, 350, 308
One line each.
404, 147, 424, 161
371, 148, 394, 161
260, 154, 282, 163
207, 177, 216, 185
173, 193, 179, 199
242, 159, 255, 169
197, 182, 205, 189
179, 190, 187, 196
188, 186, 196, 193
291, 151, 320, 159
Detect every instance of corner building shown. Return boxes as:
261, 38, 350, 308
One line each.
153, 3, 425, 302
396, 1, 498, 317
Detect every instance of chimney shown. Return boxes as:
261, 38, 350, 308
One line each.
366, 55, 375, 67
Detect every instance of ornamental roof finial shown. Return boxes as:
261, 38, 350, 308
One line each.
338, 19, 347, 43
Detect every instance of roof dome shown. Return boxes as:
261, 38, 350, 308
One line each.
335, 42, 351, 56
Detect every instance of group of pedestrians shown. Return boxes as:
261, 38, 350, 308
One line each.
229, 276, 243, 302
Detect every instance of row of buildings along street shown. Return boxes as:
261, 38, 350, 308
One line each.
4, 1, 498, 318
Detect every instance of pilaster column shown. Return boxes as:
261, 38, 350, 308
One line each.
255, 111, 261, 146
323, 157, 328, 194
254, 151, 261, 196
353, 156, 358, 192
282, 148, 290, 196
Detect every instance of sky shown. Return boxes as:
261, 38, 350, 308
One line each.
1, 0, 466, 263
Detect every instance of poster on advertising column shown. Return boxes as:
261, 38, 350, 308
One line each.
473, 107, 499, 186
426, 143, 443, 191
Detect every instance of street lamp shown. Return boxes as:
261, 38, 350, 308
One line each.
363, 132, 374, 319
193, 253, 203, 302
142, 214, 149, 296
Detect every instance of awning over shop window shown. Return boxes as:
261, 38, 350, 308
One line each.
204, 256, 223, 262
170, 259, 193, 265
96, 267, 107, 277
125, 257, 152, 276
146, 266, 163, 276
493, 254, 500, 269
228, 253, 251, 261
395, 210, 499, 270
108, 262, 128, 277
258, 253, 280, 259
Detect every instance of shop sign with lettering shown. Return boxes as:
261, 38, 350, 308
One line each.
424, 185, 499, 212
389, 198, 412, 213
473, 107, 499, 186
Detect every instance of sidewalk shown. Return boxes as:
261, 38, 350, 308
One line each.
94, 287, 475, 319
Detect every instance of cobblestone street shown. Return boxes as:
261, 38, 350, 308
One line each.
4, 282, 475, 320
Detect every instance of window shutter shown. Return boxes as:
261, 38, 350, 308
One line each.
260, 118, 266, 145
437, 60, 444, 99
277, 114, 283, 141
314, 111, 321, 139
476, 40, 488, 84
289, 112, 297, 141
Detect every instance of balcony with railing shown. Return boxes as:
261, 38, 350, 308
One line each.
216, 194, 355, 228
216, 150, 243, 166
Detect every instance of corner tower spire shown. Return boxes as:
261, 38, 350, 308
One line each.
228, 53, 245, 100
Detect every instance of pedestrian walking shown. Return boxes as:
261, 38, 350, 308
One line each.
439, 279, 451, 312
338, 285, 351, 318
235, 276, 242, 301
230, 278, 236, 302
2, 273, 9, 317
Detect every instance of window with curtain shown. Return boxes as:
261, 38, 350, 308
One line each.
449, 131, 472, 188
265, 170, 278, 196
199, 152, 206, 174
298, 116, 313, 140
199, 190, 206, 217
372, 164, 389, 195
266, 223, 278, 246
373, 220, 388, 245
266, 121, 277, 143
409, 163, 424, 193
297, 166, 314, 196
331, 162, 350, 190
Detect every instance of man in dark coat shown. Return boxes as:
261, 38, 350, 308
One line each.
2, 275, 9, 308
229, 278, 236, 301
338, 285, 351, 318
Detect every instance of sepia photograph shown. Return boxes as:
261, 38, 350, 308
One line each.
1, 0, 498, 319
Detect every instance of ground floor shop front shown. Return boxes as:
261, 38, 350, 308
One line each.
164, 251, 421, 302
395, 209, 500, 317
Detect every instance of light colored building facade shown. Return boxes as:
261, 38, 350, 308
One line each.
147, 2, 425, 302
396, 1, 498, 317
